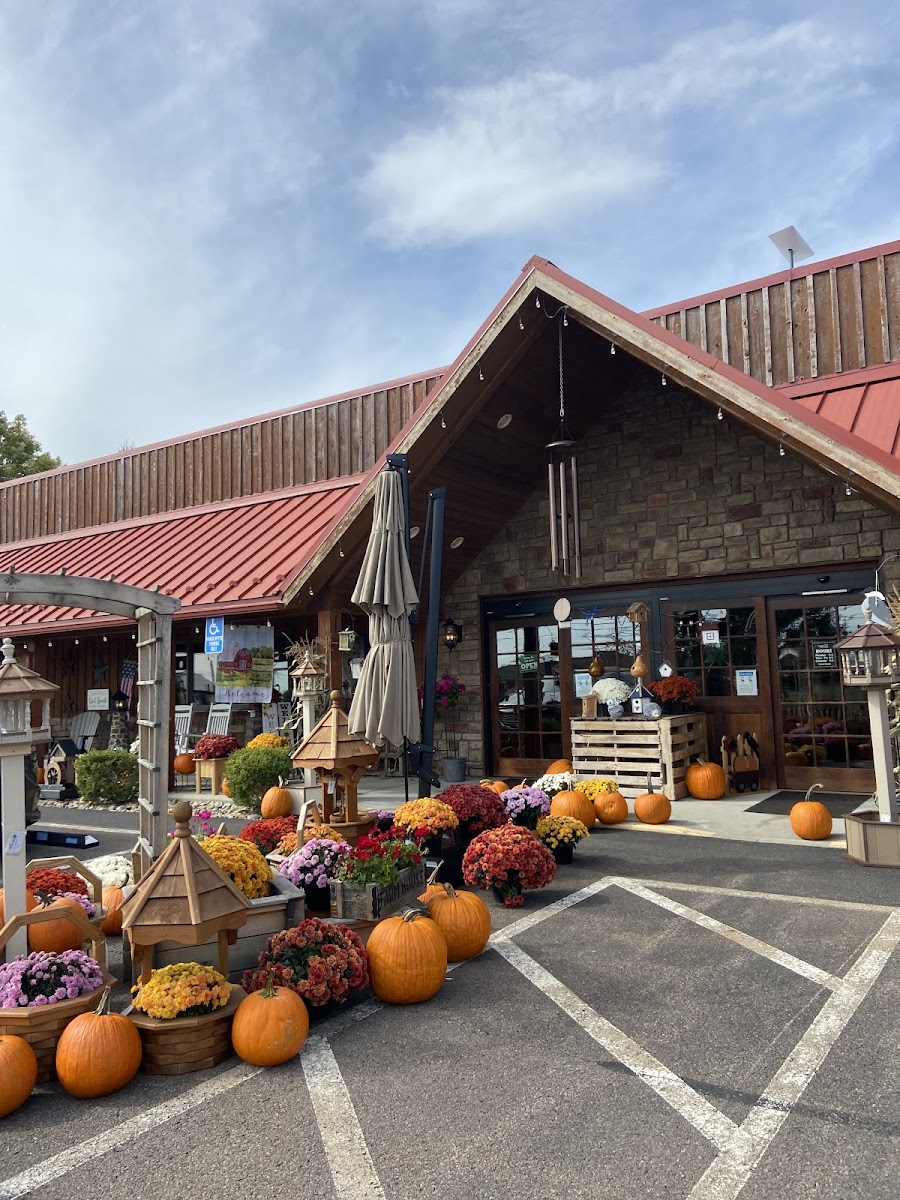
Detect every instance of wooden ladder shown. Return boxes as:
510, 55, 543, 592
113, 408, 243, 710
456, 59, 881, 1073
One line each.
132, 608, 172, 880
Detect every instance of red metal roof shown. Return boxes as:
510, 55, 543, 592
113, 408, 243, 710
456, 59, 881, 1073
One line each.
0, 478, 363, 635
778, 364, 900, 467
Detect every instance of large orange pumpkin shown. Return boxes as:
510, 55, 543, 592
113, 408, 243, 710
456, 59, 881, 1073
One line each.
479, 780, 508, 795
27, 896, 85, 954
594, 792, 628, 825
634, 777, 671, 825
55, 987, 142, 1099
685, 759, 727, 800
545, 758, 573, 775
426, 884, 491, 962
100, 886, 129, 936
789, 785, 832, 841
261, 780, 293, 819
173, 753, 195, 775
0, 889, 36, 925
0, 1036, 38, 1118
550, 789, 595, 829
232, 973, 309, 1066
366, 909, 448, 1004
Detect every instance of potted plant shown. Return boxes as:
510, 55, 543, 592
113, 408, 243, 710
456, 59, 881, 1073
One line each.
420, 673, 467, 781
127, 961, 243, 1075
193, 734, 241, 760
392, 797, 459, 855
649, 675, 698, 714
535, 814, 590, 863
221, 745, 294, 812
500, 786, 551, 830
590, 677, 631, 715
438, 784, 507, 843
530, 769, 579, 799
330, 831, 425, 920
278, 838, 350, 913
462, 825, 556, 907
238, 817, 299, 855
241, 918, 369, 1008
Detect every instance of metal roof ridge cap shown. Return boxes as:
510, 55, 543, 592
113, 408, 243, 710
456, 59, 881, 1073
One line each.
777, 362, 900, 396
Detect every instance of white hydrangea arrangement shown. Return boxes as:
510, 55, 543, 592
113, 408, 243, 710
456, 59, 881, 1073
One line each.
530, 770, 578, 798
591, 677, 631, 703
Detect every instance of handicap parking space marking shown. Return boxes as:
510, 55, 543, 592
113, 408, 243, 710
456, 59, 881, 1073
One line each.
490, 874, 900, 1200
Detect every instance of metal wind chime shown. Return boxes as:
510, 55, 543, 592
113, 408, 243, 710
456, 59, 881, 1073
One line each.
546, 310, 582, 578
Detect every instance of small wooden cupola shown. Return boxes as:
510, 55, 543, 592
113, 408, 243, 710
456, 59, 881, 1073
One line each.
291, 689, 379, 840
121, 800, 251, 982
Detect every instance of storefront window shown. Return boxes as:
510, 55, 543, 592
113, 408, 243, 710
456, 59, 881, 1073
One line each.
570, 615, 640, 679
495, 624, 562, 765
673, 606, 758, 697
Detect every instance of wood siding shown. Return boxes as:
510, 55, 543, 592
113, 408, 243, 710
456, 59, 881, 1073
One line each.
648, 248, 900, 389
0, 373, 441, 545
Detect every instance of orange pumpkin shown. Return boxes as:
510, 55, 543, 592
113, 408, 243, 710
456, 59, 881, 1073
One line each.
55, 987, 142, 1099
173, 752, 195, 775
634, 776, 671, 825
366, 909, 448, 1004
784, 749, 808, 767
594, 792, 628, 825
545, 758, 573, 775
261, 779, 293, 819
685, 759, 727, 800
479, 780, 508, 795
100, 886, 129, 936
426, 884, 491, 962
221, 777, 231, 797
789, 785, 832, 841
232, 973, 309, 1066
0, 1035, 38, 1118
418, 865, 447, 905
36, 767, 45, 785
550, 789, 595, 829
0, 889, 37, 925
27, 896, 86, 954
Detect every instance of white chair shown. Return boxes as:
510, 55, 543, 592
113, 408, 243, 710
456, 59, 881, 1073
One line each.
204, 703, 232, 738
174, 705, 194, 755
70, 711, 100, 753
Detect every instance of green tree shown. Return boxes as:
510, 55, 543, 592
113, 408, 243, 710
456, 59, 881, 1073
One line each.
0, 411, 62, 481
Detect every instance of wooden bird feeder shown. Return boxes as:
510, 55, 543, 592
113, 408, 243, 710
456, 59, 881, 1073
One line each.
120, 800, 251, 983
291, 689, 379, 842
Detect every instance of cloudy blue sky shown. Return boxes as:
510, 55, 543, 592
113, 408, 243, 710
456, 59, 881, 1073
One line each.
1, 1, 898, 465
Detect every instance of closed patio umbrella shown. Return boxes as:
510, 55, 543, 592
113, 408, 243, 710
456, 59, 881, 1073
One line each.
348, 468, 420, 749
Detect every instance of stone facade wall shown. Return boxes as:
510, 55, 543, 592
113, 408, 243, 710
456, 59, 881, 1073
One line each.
438, 384, 900, 775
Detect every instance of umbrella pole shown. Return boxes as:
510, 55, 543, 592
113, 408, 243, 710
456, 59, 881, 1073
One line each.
418, 486, 447, 797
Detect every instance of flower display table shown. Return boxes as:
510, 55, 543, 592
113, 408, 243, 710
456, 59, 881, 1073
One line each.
571, 713, 708, 801
126, 985, 246, 1075
194, 757, 227, 795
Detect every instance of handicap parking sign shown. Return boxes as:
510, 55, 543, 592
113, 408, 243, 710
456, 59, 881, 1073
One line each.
205, 617, 225, 655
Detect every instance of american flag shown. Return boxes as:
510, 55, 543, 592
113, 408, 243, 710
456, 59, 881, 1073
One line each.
119, 659, 138, 699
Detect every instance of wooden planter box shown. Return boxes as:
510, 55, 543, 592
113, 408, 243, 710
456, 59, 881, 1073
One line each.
329, 864, 426, 921
845, 811, 900, 867
149, 874, 304, 979
571, 713, 708, 801
194, 757, 228, 795
0, 980, 115, 1082
127, 985, 246, 1075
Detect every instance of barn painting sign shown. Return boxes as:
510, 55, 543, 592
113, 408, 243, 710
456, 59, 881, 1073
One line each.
214, 625, 275, 704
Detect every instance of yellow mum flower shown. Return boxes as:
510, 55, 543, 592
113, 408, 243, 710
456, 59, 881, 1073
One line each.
199, 834, 272, 898
576, 778, 619, 800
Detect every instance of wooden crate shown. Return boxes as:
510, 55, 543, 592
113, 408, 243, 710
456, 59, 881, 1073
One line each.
329, 864, 426, 921
571, 714, 708, 801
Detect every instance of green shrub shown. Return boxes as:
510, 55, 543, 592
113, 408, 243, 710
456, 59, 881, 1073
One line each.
74, 750, 139, 807
224, 746, 293, 811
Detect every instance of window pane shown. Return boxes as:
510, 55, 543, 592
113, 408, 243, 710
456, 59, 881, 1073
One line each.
805, 607, 838, 638
728, 608, 756, 636
731, 638, 758, 667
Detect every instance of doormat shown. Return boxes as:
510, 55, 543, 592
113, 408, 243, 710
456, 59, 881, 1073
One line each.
744, 791, 872, 818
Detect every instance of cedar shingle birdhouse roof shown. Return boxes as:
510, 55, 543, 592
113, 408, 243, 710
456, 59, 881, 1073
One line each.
121, 801, 251, 947
292, 690, 380, 771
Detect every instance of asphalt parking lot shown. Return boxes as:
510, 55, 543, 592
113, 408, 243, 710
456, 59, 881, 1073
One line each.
2, 821, 900, 1200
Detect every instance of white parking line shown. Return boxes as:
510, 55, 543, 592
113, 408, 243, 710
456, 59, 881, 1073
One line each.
615, 879, 841, 990
492, 936, 751, 1156
686, 909, 900, 1200
302, 1037, 387, 1200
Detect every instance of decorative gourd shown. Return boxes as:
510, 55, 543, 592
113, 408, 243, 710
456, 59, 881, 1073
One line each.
366, 909, 448, 1004
634, 775, 671, 825
685, 759, 727, 800
27, 896, 85, 954
0, 889, 36, 925
545, 758, 573, 775
789, 784, 832, 841
594, 792, 628, 825
231, 972, 309, 1066
100, 886, 129, 936
173, 753, 195, 775
261, 778, 293, 819
550, 789, 595, 829
55, 987, 143, 1099
426, 884, 491, 962
0, 1036, 38, 1118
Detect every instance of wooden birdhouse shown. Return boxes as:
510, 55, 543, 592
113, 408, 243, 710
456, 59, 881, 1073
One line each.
291, 689, 379, 841
120, 800, 251, 983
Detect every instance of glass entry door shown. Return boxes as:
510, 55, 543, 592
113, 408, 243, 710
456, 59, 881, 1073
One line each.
490, 620, 567, 777
767, 597, 876, 792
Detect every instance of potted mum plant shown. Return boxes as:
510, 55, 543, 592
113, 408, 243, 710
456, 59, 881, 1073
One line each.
242, 918, 369, 1008
127, 962, 241, 1075
279, 837, 350, 913
536, 814, 590, 864
393, 797, 459, 855
500, 786, 551, 830
590, 676, 631, 715
462, 824, 556, 907
650, 675, 698, 714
